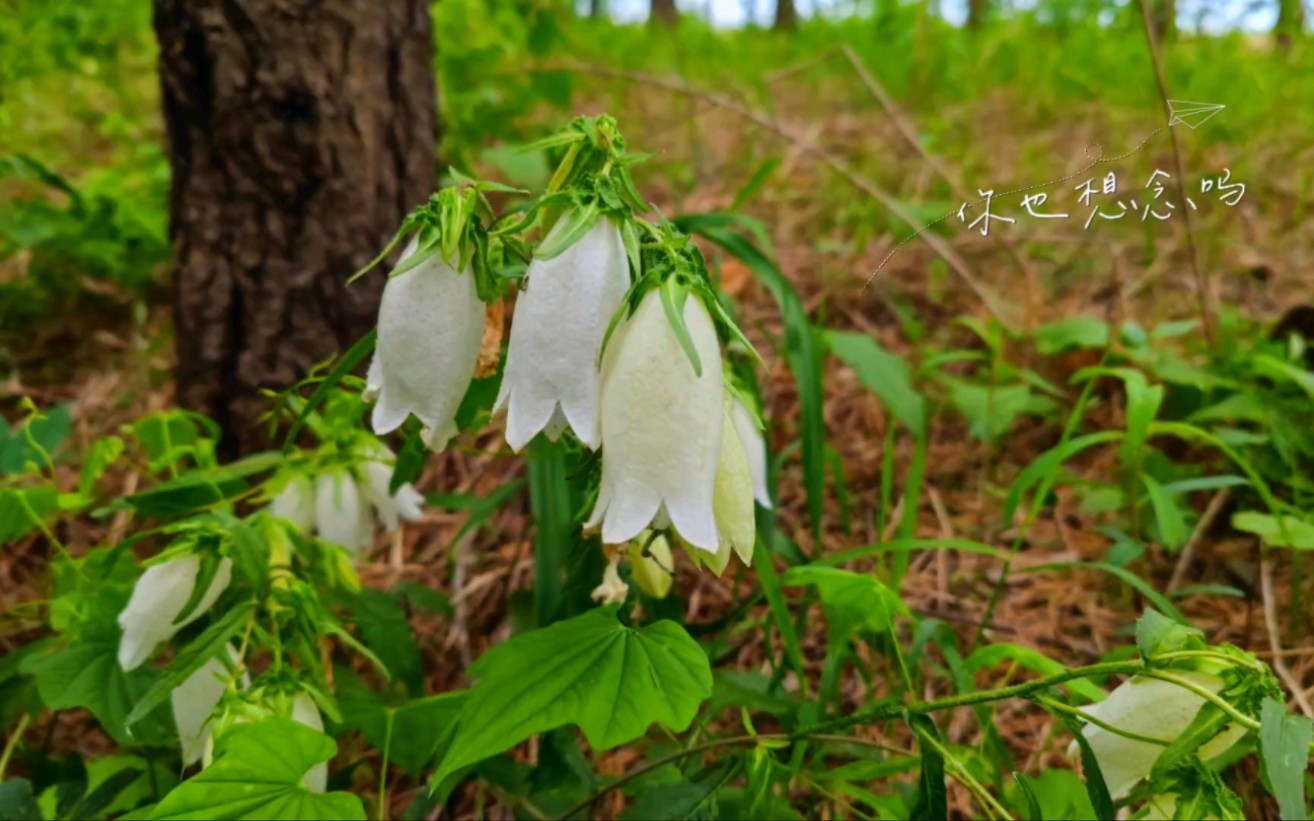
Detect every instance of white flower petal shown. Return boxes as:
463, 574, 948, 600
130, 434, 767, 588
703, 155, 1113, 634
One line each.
171, 645, 246, 766
118, 555, 232, 671
271, 474, 316, 534
315, 471, 371, 555
496, 219, 629, 451
714, 402, 756, 566
370, 243, 485, 453
588, 290, 723, 550
289, 692, 327, 794
729, 397, 772, 509
1074, 672, 1248, 800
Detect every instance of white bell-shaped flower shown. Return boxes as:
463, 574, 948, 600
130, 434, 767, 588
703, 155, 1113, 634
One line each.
586, 289, 724, 551
290, 692, 328, 793
314, 470, 374, 555
271, 474, 316, 533
1073, 671, 1248, 799
171, 645, 246, 766
366, 242, 485, 452
712, 400, 757, 569
358, 445, 425, 531
494, 217, 629, 451
118, 555, 232, 671
728, 395, 772, 509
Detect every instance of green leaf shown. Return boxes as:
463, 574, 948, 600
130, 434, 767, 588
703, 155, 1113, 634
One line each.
907, 714, 947, 821
150, 718, 364, 820
781, 566, 907, 652
1, 404, 71, 475
1135, 609, 1203, 661
529, 439, 575, 627
283, 330, 377, 452
826, 331, 927, 439
619, 761, 738, 821
1012, 772, 1043, 821
432, 607, 712, 783
1232, 512, 1314, 550
1032, 316, 1110, 355
946, 381, 1056, 443
1258, 698, 1313, 820
125, 601, 255, 727
1057, 713, 1114, 820
336, 678, 465, 776
20, 636, 173, 747
0, 779, 42, 821
1141, 473, 1188, 550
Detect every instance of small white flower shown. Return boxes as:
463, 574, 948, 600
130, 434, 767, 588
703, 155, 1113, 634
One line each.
290, 692, 327, 793
1072, 672, 1248, 800
586, 289, 724, 551
171, 645, 246, 766
728, 395, 772, 509
495, 217, 630, 451
118, 555, 232, 671
358, 445, 425, 531
591, 549, 630, 605
271, 474, 316, 533
712, 400, 757, 571
627, 532, 674, 599
274, 445, 424, 557
367, 242, 485, 452
315, 470, 373, 555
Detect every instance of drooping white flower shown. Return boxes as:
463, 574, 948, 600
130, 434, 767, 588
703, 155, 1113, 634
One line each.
728, 395, 772, 509
315, 470, 372, 555
712, 400, 757, 569
358, 445, 425, 531
495, 217, 630, 451
586, 289, 724, 551
118, 555, 232, 671
290, 692, 327, 793
171, 645, 246, 766
273, 445, 424, 557
271, 474, 316, 533
367, 242, 485, 452
1072, 672, 1248, 800
627, 533, 674, 599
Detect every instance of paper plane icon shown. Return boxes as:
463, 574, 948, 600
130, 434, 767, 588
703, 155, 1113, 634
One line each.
1167, 100, 1226, 129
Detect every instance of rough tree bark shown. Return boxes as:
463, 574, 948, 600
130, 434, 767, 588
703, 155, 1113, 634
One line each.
650, 0, 678, 27
154, 0, 437, 454
774, 0, 796, 30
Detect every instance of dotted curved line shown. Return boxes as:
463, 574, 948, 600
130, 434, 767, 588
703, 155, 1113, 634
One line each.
862, 127, 1164, 291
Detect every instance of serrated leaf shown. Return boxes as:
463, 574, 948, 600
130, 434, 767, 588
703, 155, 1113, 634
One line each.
1258, 698, 1313, 821
20, 636, 173, 747
150, 718, 363, 820
432, 607, 712, 783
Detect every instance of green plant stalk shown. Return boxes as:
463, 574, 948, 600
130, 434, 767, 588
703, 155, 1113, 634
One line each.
1033, 694, 1170, 747
0, 713, 31, 780
918, 727, 1013, 821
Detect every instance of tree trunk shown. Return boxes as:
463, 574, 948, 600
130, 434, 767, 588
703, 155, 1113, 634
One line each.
589, 0, 606, 20
967, 0, 987, 29
1276, 0, 1304, 48
650, 0, 678, 27
154, 0, 437, 455
774, 0, 796, 30
1147, 0, 1175, 41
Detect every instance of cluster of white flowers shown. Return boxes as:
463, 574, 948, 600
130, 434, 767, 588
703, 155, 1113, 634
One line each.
271, 443, 424, 557
367, 205, 771, 604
